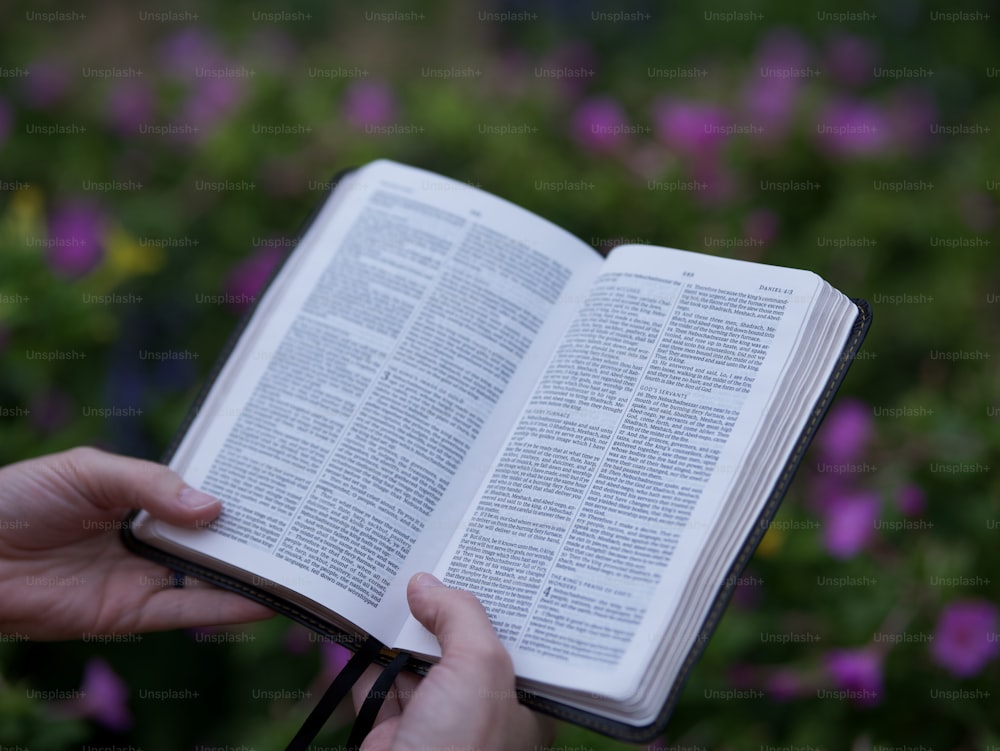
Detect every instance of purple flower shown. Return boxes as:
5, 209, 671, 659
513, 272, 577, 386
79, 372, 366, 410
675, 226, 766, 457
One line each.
744, 29, 810, 141
766, 667, 805, 701
815, 397, 873, 466
23, 58, 71, 109
343, 80, 397, 129
825, 647, 882, 705
571, 96, 628, 154
894, 483, 926, 516
320, 640, 352, 682
47, 200, 105, 277
75, 658, 132, 731
930, 599, 1000, 678
224, 247, 284, 312
821, 490, 879, 559
653, 99, 729, 161
814, 98, 891, 158
106, 79, 156, 135
160, 28, 225, 79
180, 75, 245, 134
825, 35, 879, 87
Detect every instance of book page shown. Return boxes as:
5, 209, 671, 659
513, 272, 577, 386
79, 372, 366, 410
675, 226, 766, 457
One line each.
133, 160, 601, 641
396, 245, 855, 699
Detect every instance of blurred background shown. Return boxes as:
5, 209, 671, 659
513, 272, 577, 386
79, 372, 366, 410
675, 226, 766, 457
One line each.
1, 0, 998, 748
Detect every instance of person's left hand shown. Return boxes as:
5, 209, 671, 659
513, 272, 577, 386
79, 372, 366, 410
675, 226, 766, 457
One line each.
0, 446, 273, 640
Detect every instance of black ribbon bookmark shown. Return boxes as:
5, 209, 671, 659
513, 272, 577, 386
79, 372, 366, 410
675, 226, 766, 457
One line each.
345, 650, 413, 749
283, 636, 385, 751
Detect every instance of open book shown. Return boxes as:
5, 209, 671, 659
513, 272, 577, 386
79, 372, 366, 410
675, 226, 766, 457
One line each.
125, 159, 870, 741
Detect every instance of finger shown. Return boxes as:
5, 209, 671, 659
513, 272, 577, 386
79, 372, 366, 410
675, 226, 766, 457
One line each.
134, 587, 275, 632
58, 446, 221, 526
406, 573, 513, 674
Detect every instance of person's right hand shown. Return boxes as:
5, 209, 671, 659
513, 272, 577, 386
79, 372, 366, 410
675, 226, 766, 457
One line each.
352, 572, 554, 750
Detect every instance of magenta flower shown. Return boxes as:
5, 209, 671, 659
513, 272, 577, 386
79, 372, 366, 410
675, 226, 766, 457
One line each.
821, 490, 879, 559
825, 647, 882, 705
930, 599, 1000, 678
815, 397, 872, 466
224, 247, 284, 312
571, 96, 629, 154
72, 658, 132, 732
343, 80, 397, 129
320, 639, 352, 682
47, 200, 106, 277
106, 79, 156, 135
814, 98, 891, 158
653, 99, 729, 161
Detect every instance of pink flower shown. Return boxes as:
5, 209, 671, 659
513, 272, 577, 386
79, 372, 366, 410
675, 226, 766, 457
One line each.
343, 80, 397, 129
224, 247, 285, 312
571, 96, 628, 154
653, 99, 729, 161
744, 29, 810, 141
653, 99, 735, 203
821, 490, 879, 559
814, 98, 891, 158
815, 397, 872, 466
825, 647, 882, 705
181, 75, 245, 134
47, 200, 105, 277
57, 658, 132, 732
320, 640, 352, 682
930, 599, 1000, 678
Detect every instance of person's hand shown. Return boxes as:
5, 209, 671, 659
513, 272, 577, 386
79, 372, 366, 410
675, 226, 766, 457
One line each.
0, 446, 273, 640
352, 572, 555, 751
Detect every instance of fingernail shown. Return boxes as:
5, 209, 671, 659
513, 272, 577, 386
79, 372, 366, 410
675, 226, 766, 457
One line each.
413, 572, 444, 589
179, 486, 219, 512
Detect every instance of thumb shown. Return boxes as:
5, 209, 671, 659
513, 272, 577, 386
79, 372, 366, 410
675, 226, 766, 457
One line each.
58, 446, 221, 527
406, 573, 513, 668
